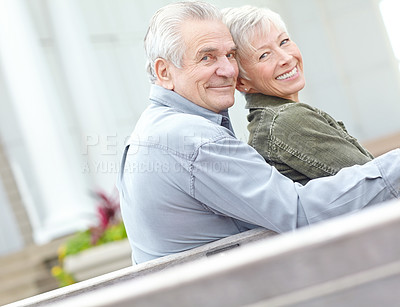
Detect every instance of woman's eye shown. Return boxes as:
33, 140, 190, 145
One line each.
280, 38, 289, 46
259, 52, 268, 60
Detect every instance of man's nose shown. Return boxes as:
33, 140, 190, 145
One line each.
215, 56, 237, 78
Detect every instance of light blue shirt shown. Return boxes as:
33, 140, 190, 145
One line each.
118, 85, 400, 264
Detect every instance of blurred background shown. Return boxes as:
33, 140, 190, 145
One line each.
0, 0, 399, 304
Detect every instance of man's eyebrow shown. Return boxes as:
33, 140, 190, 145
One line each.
197, 46, 237, 55
197, 47, 217, 55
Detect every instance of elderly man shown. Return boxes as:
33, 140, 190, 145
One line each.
117, 1, 400, 264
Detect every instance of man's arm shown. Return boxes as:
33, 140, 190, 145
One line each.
192, 137, 399, 233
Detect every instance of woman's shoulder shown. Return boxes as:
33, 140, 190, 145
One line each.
251, 102, 332, 139
247, 95, 316, 115
252, 101, 319, 127
272, 101, 331, 122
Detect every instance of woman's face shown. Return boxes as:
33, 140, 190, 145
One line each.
238, 24, 305, 102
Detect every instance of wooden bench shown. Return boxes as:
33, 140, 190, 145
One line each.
12, 199, 400, 307
4, 228, 276, 306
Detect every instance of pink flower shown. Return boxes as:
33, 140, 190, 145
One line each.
90, 187, 121, 244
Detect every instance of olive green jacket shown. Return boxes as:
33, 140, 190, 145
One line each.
245, 94, 374, 185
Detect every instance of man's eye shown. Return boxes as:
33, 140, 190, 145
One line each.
259, 52, 268, 60
226, 52, 235, 58
201, 55, 210, 61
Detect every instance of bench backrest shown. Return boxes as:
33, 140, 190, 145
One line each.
41, 199, 400, 307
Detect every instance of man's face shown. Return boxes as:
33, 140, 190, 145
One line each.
168, 20, 238, 113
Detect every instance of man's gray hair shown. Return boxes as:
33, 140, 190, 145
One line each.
145, 1, 222, 83
222, 6, 288, 79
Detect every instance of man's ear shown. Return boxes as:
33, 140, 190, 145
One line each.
154, 58, 174, 90
236, 77, 252, 93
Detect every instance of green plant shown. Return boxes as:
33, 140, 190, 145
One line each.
52, 188, 127, 287
51, 265, 75, 287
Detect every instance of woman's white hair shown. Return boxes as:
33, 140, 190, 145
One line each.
144, 1, 222, 83
222, 6, 288, 79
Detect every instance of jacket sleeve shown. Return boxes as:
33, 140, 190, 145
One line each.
263, 103, 374, 179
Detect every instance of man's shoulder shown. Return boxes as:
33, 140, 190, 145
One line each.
128, 104, 229, 153
146, 103, 223, 133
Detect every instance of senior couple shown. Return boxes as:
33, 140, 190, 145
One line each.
118, 1, 399, 264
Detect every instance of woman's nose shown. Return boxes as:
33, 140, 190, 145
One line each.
277, 49, 292, 65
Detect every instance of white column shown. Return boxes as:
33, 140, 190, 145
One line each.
0, 0, 95, 244
46, 0, 121, 191
0, 179, 23, 255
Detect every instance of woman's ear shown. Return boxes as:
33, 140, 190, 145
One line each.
236, 77, 252, 93
154, 58, 174, 90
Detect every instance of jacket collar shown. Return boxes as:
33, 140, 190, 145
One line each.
244, 93, 296, 109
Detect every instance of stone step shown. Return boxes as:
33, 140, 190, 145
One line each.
0, 238, 64, 305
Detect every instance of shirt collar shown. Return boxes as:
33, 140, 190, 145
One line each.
149, 84, 233, 131
244, 93, 296, 109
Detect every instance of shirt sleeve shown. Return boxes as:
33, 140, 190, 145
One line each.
264, 103, 373, 179
192, 137, 399, 233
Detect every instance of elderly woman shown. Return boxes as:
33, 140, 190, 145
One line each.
223, 6, 373, 185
